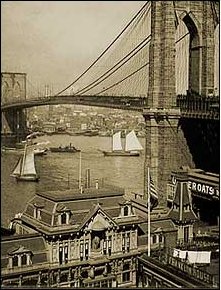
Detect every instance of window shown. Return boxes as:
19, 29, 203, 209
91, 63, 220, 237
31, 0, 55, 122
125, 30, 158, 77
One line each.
59, 247, 63, 265
10, 252, 32, 268
152, 235, 157, 244
159, 235, 163, 243
103, 240, 107, 255
122, 234, 125, 253
80, 243, 84, 261
123, 272, 130, 282
126, 233, 130, 252
21, 254, 27, 266
123, 263, 130, 271
122, 263, 130, 282
12, 256, 18, 267
124, 206, 129, 216
61, 213, 67, 224
64, 246, 68, 263
34, 208, 41, 220
107, 237, 112, 255
85, 242, 89, 260
59, 245, 69, 264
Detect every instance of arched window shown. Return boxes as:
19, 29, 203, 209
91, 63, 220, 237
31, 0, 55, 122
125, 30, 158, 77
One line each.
12, 255, 18, 267
61, 212, 67, 224
175, 14, 200, 95
152, 235, 157, 244
123, 206, 129, 216
21, 254, 27, 265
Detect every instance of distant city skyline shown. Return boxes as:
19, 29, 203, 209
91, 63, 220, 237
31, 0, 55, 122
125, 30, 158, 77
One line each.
2, 1, 144, 94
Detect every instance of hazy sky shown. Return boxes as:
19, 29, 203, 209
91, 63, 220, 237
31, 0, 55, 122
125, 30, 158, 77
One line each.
2, 1, 144, 94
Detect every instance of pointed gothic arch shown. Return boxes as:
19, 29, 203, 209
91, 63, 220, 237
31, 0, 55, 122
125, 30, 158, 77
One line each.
14, 81, 21, 99
2, 81, 9, 103
183, 14, 200, 94
175, 11, 201, 95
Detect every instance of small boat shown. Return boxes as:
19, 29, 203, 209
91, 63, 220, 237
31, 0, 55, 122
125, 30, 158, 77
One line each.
83, 129, 99, 136
33, 148, 47, 156
103, 130, 143, 156
10, 144, 39, 182
50, 143, 80, 153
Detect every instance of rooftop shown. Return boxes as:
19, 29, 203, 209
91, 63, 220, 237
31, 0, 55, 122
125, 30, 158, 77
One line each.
37, 184, 125, 202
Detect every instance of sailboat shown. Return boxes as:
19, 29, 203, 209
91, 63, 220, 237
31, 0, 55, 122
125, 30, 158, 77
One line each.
103, 130, 143, 156
10, 144, 39, 182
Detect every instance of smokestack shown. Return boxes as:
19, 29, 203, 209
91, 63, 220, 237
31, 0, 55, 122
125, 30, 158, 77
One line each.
85, 169, 90, 188
95, 179, 99, 189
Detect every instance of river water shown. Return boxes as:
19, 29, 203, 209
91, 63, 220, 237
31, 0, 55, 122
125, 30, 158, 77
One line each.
1, 134, 145, 227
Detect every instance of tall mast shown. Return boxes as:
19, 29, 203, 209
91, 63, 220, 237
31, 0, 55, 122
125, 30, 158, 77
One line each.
21, 143, 27, 176
147, 167, 151, 257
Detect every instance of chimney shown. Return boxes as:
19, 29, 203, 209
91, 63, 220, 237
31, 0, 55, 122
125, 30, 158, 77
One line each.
95, 179, 99, 189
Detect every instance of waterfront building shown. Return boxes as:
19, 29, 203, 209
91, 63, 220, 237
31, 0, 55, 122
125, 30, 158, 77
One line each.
1, 174, 179, 288
1, 173, 218, 288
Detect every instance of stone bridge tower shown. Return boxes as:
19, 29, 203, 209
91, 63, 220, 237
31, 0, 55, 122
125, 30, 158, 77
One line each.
1, 72, 27, 145
143, 1, 219, 205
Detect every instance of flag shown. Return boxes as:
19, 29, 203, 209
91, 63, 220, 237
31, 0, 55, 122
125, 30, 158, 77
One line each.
149, 175, 158, 211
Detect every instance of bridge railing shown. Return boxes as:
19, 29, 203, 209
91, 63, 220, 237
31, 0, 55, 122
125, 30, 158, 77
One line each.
177, 94, 219, 116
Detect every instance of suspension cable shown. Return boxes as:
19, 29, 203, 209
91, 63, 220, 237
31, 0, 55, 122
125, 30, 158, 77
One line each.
95, 62, 149, 95
76, 35, 151, 95
55, 1, 149, 96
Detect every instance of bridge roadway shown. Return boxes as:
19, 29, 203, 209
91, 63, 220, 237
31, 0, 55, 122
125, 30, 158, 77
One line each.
1, 94, 219, 120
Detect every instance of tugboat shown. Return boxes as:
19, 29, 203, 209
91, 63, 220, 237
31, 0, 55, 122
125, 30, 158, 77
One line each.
50, 143, 80, 153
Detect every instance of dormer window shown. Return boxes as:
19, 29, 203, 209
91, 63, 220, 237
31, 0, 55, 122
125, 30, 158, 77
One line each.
120, 202, 133, 217
56, 204, 71, 225
61, 212, 68, 224
12, 255, 18, 267
8, 246, 32, 269
33, 202, 45, 220
124, 206, 129, 216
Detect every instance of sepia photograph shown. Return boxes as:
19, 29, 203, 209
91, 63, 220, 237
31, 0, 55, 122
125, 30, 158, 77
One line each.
1, 1, 219, 288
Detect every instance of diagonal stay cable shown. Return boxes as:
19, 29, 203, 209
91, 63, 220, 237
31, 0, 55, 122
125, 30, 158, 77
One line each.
55, 1, 149, 96
94, 61, 149, 96
77, 35, 151, 95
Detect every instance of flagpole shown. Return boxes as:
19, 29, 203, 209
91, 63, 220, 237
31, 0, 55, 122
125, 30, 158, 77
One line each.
147, 167, 151, 257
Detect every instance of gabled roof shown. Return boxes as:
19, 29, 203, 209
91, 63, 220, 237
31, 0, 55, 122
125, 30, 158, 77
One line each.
80, 204, 119, 231
168, 180, 198, 223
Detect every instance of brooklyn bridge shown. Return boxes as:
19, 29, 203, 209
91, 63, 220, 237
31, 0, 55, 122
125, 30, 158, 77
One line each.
1, 1, 220, 288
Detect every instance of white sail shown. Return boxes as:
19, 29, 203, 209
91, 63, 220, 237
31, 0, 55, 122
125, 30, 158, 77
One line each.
125, 130, 143, 152
21, 147, 37, 176
11, 157, 22, 177
112, 132, 123, 151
